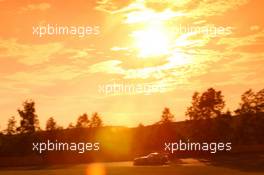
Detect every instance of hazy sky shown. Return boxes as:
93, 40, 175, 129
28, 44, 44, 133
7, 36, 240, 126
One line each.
0, 0, 263, 128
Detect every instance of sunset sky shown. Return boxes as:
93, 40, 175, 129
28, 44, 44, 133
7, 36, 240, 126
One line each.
0, 0, 263, 129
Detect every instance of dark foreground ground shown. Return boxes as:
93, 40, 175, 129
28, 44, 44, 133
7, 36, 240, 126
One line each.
0, 154, 264, 175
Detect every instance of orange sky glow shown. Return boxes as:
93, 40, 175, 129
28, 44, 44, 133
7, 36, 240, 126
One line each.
0, 0, 263, 128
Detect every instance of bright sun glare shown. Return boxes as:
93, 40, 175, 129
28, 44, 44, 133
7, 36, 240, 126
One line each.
133, 23, 170, 58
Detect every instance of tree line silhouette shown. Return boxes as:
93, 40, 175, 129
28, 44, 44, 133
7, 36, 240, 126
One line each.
0, 87, 263, 166
3, 101, 103, 135
131, 87, 264, 156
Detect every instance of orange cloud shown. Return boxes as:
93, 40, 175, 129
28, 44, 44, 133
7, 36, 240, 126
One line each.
0, 39, 63, 65
20, 2, 51, 12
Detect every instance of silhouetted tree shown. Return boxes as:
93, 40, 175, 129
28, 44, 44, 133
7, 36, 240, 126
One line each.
158, 107, 174, 124
156, 108, 175, 147
90, 112, 102, 128
76, 113, 90, 128
186, 88, 225, 120
137, 123, 144, 128
234, 88, 264, 144
213, 110, 233, 141
235, 89, 256, 115
186, 92, 200, 120
67, 122, 75, 129
46, 117, 58, 131
256, 89, 264, 113
224, 109, 232, 117
132, 123, 146, 154
17, 100, 40, 133
5, 116, 17, 135
235, 88, 264, 115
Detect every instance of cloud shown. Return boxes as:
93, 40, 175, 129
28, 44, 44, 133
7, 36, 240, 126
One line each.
96, 0, 186, 23
95, 0, 128, 13
20, 3, 51, 12
0, 39, 63, 65
86, 41, 264, 95
217, 30, 264, 51
125, 8, 184, 24
5, 65, 83, 86
88, 60, 125, 74
250, 25, 260, 31
87, 51, 207, 82
111, 46, 129, 51
96, 0, 248, 22
186, 0, 248, 18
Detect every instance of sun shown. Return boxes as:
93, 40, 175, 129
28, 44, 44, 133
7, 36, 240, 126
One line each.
132, 23, 170, 58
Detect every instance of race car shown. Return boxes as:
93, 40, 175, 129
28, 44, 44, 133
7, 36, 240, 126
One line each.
133, 152, 169, 166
